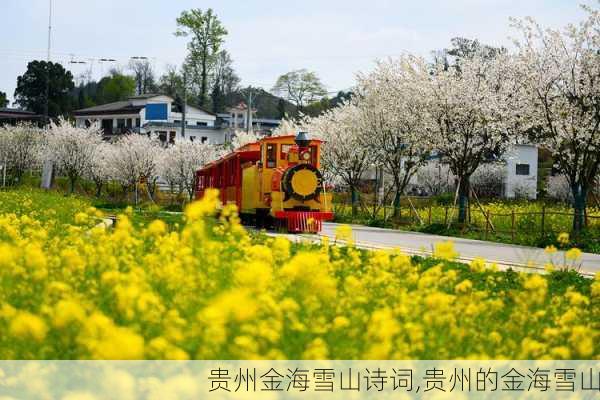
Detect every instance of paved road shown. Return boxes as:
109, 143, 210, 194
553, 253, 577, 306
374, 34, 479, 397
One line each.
273, 222, 600, 277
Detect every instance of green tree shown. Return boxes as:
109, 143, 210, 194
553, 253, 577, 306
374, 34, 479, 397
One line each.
276, 98, 286, 119
14, 60, 74, 117
0, 91, 8, 108
96, 71, 136, 104
129, 59, 157, 95
272, 69, 327, 111
158, 65, 184, 99
175, 8, 228, 108
210, 50, 240, 113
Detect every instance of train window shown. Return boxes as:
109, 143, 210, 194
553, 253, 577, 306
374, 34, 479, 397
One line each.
280, 144, 292, 160
266, 144, 277, 168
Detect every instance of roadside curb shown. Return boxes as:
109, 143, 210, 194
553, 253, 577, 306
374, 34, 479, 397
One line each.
263, 230, 595, 278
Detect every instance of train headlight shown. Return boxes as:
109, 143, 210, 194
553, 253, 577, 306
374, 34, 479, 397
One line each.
301, 151, 311, 161
282, 163, 324, 201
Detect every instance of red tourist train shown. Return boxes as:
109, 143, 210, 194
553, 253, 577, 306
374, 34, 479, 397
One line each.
195, 132, 333, 233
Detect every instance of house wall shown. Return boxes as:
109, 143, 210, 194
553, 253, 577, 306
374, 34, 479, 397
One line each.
504, 144, 538, 199
75, 112, 142, 131
170, 107, 216, 127
185, 130, 225, 144
145, 127, 226, 145
75, 95, 216, 137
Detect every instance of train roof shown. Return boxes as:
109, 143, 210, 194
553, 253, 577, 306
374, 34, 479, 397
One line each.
256, 134, 323, 144
198, 145, 259, 172
198, 134, 323, 173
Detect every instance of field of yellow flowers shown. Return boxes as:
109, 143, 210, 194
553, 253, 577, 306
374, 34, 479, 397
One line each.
0, 188, 598, 360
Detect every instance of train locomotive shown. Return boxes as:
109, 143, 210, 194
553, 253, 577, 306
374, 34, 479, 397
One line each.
194, 132, 333, 233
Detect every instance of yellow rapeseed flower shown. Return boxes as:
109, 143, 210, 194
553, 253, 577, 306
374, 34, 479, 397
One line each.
53, 300, 86, 328
544, 245, 557, 254
565, 248, 582, 261
146, 219, 167, 236
10, 312, 48, 342
433, 241, 458, 260
185, 189, 220, 221
455, 279, 473, 294
334, 224, 353, 243
557, 232, 569, 246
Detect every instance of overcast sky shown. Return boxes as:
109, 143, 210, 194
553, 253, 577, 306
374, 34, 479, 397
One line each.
0, 0, 594, 105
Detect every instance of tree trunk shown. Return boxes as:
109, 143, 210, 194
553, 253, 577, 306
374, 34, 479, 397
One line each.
69, 176, 76, 195
393, 190, 401, 219
458, 176, 470, 224
351, 186, 359, 218
200, 50, 208, 107
95, 181, 103, 198
572, 183, 587, 233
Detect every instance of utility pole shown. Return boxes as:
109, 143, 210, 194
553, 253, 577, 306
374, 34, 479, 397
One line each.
47, 0, 52, 61
246, 87, 255, 134
181, 72, 187, 139
44, 0, 52, 125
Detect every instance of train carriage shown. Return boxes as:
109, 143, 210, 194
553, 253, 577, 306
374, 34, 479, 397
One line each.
195, 132, 333, 233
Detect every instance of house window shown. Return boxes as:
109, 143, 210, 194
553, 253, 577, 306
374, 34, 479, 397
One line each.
201, 136, 208, 144
169, 131, 176, 145
516, 164, 530, 176
117, 119, 125, 129
174, 120, 181, 124
266, 143, 277, 168
126, 118, 132, 129
101, 119, 113, 135
135, 118, 141, 127
196, 121, 208, 127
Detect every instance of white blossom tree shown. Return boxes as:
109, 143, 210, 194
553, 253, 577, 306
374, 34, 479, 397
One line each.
45, 118, 103, 194
159, 140, 218, 200
271, 118, 302, 137
85, 142, 114, 197
308, 102, 376, 216
109, 134, 161, 204
422, 55, 514, 223
415, 162, 455, 196
356, 55, 432, 217
0, 123, 43, 185
230, 130, 258, 150
510, 5, 600, 231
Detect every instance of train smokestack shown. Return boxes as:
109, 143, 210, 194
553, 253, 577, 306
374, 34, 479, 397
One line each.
295, 131, 311, 148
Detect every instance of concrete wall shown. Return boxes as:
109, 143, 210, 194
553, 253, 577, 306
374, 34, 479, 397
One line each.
504, 144, 538, 199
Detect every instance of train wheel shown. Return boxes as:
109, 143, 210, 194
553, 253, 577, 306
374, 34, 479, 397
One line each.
255, 209, 273, 230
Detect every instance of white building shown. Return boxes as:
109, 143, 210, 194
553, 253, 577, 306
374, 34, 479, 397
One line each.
503, 144, 538, 199
364, 144, 539, 199
74, 94, 226, 145
216, 102, 282, 136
